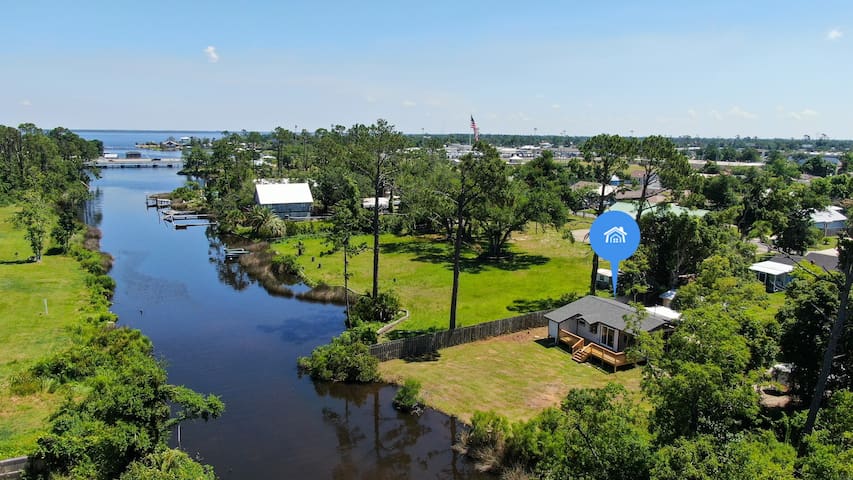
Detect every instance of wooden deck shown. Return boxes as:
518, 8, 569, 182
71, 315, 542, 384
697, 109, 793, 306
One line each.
558, 328, 630, 372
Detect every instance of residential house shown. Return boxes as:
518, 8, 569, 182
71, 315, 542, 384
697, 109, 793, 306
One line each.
254, 181, 314, 218
811, 206, 847, 236
546, 296, 675, 371
750, 252, 839, 292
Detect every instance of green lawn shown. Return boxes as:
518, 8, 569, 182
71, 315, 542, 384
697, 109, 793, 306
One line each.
379, 327, 643, 423
0, 206, 90, 458
273, 220, 598, 332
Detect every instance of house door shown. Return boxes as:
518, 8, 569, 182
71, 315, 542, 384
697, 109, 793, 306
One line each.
601, 325, 616, 350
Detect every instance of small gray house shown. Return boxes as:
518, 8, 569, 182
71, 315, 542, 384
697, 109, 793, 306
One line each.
546, 296, 674, 371
254, 182, 314, 218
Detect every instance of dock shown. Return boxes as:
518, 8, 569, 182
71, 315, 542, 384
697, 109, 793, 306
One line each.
224, 248, 250, 259
146, 196, 172, 208
159, 208, 218, 229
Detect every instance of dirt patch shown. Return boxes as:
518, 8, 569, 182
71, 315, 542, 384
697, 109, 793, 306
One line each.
476, 327, 548, 345
525, 382, 568, 410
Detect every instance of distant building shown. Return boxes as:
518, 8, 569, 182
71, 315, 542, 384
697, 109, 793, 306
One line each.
126, 151, 142, 159
254, 181, 314, 218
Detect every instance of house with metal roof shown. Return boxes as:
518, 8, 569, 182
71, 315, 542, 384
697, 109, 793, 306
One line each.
545, 296, 675, 371
811, 206, 847, 236
253, 181, 314, 218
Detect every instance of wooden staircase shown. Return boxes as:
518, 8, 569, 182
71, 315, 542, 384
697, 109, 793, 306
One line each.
572, 346, 591, 363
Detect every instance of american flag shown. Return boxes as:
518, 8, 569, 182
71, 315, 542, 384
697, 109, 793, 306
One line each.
470, 115, 479, 142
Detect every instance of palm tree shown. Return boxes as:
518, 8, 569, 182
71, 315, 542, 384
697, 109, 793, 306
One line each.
245, 205, 276, 235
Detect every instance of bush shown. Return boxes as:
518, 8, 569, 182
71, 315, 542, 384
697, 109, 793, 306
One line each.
297, 331, 379, 383
463, 411, 512, 472
392, 379, 423, 413
9, 370, 41, 396
351, 290, 401, 324
272, 254, 303, 277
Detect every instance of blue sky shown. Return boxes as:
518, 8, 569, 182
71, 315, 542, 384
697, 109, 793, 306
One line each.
2, 0, 851, 137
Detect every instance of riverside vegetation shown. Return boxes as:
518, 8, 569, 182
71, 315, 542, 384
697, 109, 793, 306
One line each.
0, 124, 224, 478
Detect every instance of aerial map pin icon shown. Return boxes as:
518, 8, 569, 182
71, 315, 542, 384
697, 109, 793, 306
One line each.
589, 211, 641, 297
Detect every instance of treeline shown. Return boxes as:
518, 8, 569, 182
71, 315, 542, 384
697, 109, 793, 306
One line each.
0, 124, 102, 260
0, 123, 225, 478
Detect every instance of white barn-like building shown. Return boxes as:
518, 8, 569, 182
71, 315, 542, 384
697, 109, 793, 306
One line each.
254, 182, 314, 219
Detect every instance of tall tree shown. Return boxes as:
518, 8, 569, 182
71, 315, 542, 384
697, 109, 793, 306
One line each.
581, 134, 632, 294
12, 190, 52, 262
635, 135, 691, 220
803, 227, 853, 435
448, 142, 505, 329
348, 119, 407, 299
325, 176, 365, 326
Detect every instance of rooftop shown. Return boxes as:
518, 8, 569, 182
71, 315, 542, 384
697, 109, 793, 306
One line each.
545, 295, 671, 333
254, 182, 314, 205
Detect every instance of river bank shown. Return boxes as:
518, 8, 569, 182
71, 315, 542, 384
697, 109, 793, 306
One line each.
0, 206, 98, 458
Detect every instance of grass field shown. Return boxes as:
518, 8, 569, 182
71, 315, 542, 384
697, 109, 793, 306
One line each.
0, 206, 90, 458
274, 219, 599, 332
379, 327, 643, 423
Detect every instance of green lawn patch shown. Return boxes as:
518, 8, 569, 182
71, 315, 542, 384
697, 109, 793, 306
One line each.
273, 221, 596, 332
0, 206, 90, 458
378, 327, 643, 423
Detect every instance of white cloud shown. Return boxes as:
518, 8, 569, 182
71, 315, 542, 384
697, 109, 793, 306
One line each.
710, 109, 723, 121
551, 104, 561, 109
402, 100, 417, 108
204, 46, 219, 63
785, 108, 819, 120
19, 99, 32, 107
687, 108, 697, 119
728, 105, 757, 119
364, 95, 378, 103
827, 28, 843, 41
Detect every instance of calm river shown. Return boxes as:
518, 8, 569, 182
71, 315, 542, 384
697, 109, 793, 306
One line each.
87, 167, 487, 479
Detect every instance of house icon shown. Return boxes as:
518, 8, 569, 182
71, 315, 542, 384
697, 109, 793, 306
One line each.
603, 226, 628, 244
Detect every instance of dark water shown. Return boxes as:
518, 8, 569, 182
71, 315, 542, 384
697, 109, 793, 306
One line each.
88, 168, 487, 479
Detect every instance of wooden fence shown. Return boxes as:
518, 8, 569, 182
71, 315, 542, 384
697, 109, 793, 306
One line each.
369, 311, 547, 361
0, 456, 29, 479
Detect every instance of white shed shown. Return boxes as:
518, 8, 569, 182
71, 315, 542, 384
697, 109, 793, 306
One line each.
254, 182, 314, 218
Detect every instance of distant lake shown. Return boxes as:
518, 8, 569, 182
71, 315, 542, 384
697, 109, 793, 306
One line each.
75, 130, 224, 159
87, 167, 487, 479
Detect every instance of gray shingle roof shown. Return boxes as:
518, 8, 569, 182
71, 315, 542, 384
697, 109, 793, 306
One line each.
545, 295, 670, 332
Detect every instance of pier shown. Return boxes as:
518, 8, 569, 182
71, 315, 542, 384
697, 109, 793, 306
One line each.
159, 208, 217, 229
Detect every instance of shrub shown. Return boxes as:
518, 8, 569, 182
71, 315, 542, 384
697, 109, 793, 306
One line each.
272, 254, 303, 277
351, 290, 401, 324
297, 331, 379, 383
464, 411, 512, 472
9, 371, 41, 396
392, 379, 423, 413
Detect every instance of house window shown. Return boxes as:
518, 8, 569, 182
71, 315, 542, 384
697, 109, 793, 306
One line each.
601, 325, 616, 350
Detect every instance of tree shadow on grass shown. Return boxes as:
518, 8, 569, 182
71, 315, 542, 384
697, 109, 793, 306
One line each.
382, 237, 551, 274
506, 291, 581, 313
402, 351, 442, 363
385, 326, 442, 340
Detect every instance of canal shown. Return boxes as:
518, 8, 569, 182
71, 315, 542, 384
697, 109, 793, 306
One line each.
87, 167, 487, 479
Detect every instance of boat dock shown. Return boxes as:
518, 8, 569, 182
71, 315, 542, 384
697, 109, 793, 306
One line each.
224, 248, 250, 259
146, 196, 172, 208
159, 208, 218, 229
